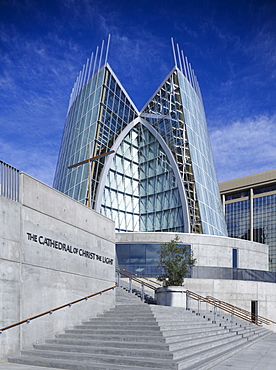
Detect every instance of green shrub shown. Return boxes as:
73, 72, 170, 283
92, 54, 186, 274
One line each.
157, 235, 196, 286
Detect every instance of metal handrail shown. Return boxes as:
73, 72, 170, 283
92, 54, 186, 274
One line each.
116, 268, 159, 291
206, 295, 276, 325
115, 268, 275, 327
116, 267, 162, 287
186, 290, 275, 327
0, 284, 117, 333
154, 287, 274, 327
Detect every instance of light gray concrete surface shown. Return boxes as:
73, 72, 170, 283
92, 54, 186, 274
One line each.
116, 231, 269, 270
0, 333, 275, 369
0, 173, 116, 362
213, 333, 276, 369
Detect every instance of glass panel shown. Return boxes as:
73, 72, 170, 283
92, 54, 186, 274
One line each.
116, 243, 191, 277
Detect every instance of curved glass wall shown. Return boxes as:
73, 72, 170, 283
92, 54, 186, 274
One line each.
101, 122, 185, 232
177, 72, 227, 236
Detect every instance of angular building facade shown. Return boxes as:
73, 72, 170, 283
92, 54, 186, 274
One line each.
54, 40, 227, 237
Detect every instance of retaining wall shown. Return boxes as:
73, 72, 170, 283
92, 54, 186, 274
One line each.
0, 173, 115, 361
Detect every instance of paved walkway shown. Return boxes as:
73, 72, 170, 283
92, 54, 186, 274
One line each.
0, 333, 275, 369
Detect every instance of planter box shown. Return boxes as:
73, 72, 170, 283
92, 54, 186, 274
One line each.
156, 286, 186, 308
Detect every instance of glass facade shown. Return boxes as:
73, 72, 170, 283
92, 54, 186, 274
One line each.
54, 66, 138, 207
225, 200, 250, 239
254, 194, 276, 269
223, 185, 276, 271
54, 52, 227, 237
53, 68, 106, 202
141, 70, 227, 236
101, 123, 185, 232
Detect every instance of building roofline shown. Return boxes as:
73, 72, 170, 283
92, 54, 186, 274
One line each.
105, 63, 140, 115
140, 66, 177, 113
219, 169, 276, 193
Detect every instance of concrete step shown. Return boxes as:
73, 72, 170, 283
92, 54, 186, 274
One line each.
103, 308, 155, 313
173, 334, 246, 360
151, 304, 271, 369
159, 322, 217, 330
54, 332, 167, 343
168, 331, 238, 351
33, 343, 172, 359
177, 336, 247, 369
105, 308, 154, 314
9, 355, 177, 369
101, 312, 156, 318
165, 327, 235, 344
43, 338, 169, 350
74, 323, 161, 330
162, 325, 229, 339
109, 303, 152, 309
12, 350, 178, 369
63, 328, 163, 336
8, 287, 272, 370
85, 317, 159, 323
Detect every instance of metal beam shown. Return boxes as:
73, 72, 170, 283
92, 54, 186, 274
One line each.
68, 150, 115, 169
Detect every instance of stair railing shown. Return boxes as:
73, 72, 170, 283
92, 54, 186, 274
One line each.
206, 295, 276, 326
117, 267, 162, 287
0, 285, 117, 333
116, 267, 160, 291
115, 269, 275, 327
186, 290, 276, 327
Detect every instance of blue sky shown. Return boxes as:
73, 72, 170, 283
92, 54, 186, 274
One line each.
0, 0, 275, 186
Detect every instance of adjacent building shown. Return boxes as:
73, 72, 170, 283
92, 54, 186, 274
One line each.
219, 170, 276, 271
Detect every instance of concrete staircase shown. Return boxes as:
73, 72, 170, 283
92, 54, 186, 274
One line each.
151, 305, 270, 369
8, 287, 271, 369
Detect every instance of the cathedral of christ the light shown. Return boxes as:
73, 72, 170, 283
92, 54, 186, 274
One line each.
53, 37, 227, 238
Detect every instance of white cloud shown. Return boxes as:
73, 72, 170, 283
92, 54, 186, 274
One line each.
210, 114, 276, 182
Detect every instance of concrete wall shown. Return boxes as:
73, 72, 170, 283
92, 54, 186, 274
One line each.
0, 174, 115, 362
116, 232, 268, 270
184, 278, 276, 332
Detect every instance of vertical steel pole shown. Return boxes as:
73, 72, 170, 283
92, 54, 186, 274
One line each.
197, 299, 201, 315
104, 34, 111, 65
230, 312, 234, 331
141, 285, 145, 301
171, 37, 177, 67
213, 306, 217, 323
117, 273, 120, 287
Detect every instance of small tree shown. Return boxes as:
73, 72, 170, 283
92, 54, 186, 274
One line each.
157, 235, 196, 286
